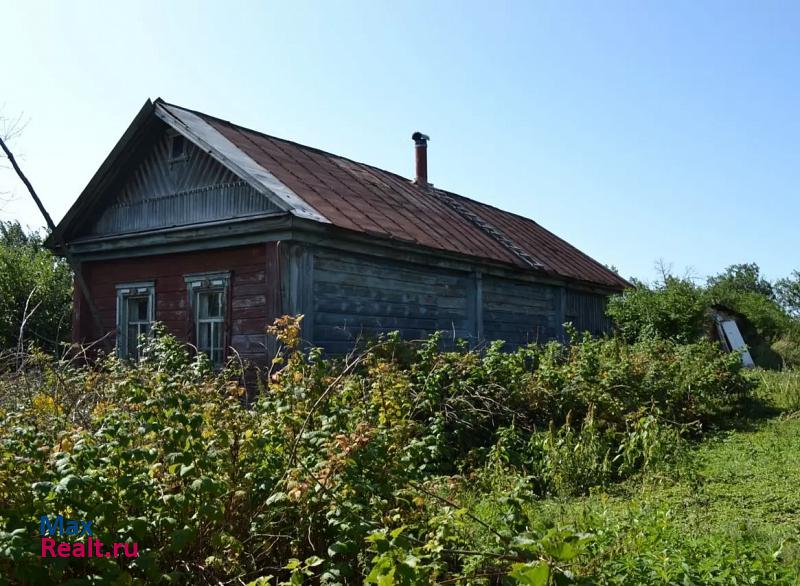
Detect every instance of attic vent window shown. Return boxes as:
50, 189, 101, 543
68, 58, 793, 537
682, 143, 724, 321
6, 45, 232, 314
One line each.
169, 135, 187, 162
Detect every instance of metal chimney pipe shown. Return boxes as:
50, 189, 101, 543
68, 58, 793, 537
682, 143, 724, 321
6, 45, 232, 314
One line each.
412, 131, 430, 185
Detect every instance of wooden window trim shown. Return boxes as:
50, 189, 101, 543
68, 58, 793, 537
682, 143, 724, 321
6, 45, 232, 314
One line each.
115, 281, 155, 360
184, 272, 231, 368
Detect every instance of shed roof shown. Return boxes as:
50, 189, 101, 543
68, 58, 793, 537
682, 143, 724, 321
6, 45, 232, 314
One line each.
49, 99, 629, 290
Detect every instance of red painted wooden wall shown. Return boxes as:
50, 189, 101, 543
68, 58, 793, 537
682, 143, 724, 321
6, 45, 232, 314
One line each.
73, 243, 281, 366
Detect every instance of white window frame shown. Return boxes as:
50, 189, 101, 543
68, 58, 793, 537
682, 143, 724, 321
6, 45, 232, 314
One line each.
184, 272, 230, 368
115, 281, 155, 360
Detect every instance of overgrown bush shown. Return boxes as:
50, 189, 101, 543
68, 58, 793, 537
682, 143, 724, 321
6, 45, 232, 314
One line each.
608, 263, 800, 371
0, 221, 72, 353
606, 276, 707, 344
773, 332, 800, 369
0, 320, 758, 584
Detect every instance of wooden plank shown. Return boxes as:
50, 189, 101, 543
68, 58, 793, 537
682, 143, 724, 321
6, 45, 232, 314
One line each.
314, 268, 465, 291
309, 248, 472, 349
316, 312, 468, 331
232, 295, 266, 309
314, 299, 466, 319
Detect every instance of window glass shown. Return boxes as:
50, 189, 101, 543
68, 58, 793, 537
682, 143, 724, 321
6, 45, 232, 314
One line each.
184, 273, 229, 369
116, 285, 154, 360
196, 289, 225, 367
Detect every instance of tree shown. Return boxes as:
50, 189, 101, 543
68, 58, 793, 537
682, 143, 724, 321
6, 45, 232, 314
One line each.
0, 221, 72, 352
776, 271, 800, 318
1, 112, 107, 349
707, 263, 775, 299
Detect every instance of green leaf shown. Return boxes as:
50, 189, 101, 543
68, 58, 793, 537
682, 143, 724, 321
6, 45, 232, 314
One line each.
510, 561, 550, 586
169, 527, 196, 551
389, 525, 406, 539
266, 492, 287, 505
190, 476, 214, 492
305, 555, 324, 567
327, 541, 349, 557
366, 532, 388, 544
545, 539, 577, 562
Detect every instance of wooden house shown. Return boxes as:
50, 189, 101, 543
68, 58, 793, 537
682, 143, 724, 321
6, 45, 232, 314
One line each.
45, 99, 629, 368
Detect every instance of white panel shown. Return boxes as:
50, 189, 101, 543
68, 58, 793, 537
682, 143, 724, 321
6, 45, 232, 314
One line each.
721, 320, 755, 368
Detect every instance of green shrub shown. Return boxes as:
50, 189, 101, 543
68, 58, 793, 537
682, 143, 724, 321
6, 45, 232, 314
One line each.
607, 277, 708, 344
0, 319, 756, 584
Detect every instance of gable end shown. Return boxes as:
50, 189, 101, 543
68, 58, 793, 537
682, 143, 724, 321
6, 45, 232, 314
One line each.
87, 127, 281, 237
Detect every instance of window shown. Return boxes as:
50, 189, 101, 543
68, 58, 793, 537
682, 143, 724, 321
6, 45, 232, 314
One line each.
185, 272, 230, 367
116, 282, 155, 360
168, 133, 188, 163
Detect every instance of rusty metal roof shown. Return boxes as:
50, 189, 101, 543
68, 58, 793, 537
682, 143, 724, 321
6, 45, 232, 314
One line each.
49, 98, 628, 290
188, 107, 627, 290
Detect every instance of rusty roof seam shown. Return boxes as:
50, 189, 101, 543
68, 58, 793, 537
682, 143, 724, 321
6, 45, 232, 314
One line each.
462, 198, 626, 287
228, 126, 362, 233
251, 130, 390, 236
371, 173, 493, 257
503, 207, 622, 285
443, 191, 612, 281
374, 169, 516, 262
430, 188, 546, 271
275, 136, 405, 237
328, 160, 443, 245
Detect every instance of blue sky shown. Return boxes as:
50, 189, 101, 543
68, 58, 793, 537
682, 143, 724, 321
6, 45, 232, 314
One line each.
1, 0, 798, 283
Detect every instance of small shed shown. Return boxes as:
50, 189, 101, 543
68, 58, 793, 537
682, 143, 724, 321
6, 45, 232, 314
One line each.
45, 98, 629, 368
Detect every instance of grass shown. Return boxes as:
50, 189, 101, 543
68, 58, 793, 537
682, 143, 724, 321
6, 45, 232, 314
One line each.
456, 369, 800, 583
553, 370, 800, 581
759, 369, 800, 411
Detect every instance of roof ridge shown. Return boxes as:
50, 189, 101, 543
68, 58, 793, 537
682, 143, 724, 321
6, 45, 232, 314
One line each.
159, 99, 418, 185
430, 187, 545, 271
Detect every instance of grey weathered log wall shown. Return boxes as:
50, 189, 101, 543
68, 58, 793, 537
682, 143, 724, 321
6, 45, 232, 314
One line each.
564, 290, 612, 336
298, 245, 612, 352
481, 275, 560, 348
310, 248, 472, 353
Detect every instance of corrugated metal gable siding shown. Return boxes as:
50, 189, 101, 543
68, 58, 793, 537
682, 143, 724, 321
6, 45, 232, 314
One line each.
482, 276, 560, 348
89, 129, 280, 236
312, 249, 472, 353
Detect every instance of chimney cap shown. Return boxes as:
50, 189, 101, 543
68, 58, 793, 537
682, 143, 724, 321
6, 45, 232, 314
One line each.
412, 131, 430, 145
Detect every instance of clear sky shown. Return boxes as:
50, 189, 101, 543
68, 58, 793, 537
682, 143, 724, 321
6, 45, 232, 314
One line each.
1, 0, 798, 283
